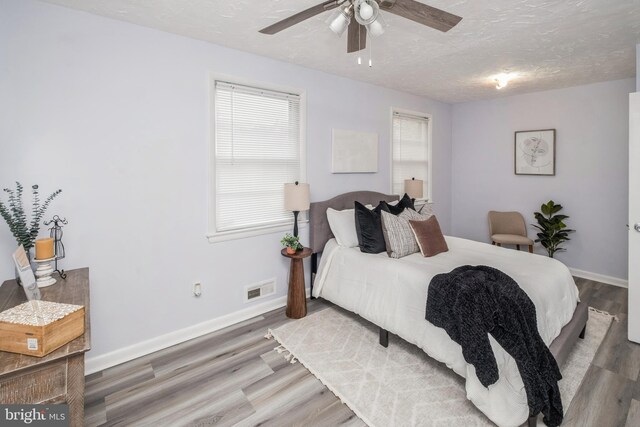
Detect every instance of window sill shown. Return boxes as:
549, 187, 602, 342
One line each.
207, 220, 309, 244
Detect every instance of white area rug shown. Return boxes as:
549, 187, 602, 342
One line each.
267, 307, 613, 427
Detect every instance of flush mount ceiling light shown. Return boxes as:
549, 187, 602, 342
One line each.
494, 73, 515, 89
259, 0, 462, 55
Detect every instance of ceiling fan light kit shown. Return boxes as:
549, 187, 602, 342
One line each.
327, 4, 353, 36
259, 0, 462, 59
358, 2, 374, 20
366, 14, 387, 37
354, 0, 380, 26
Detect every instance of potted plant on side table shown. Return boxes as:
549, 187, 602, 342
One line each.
280, 233, 303, 255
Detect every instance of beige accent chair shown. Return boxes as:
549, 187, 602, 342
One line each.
488, 211, 534, 253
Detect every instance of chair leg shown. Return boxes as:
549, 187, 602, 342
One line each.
528, 415, 537, 427
528, 245, 533, 253
516, 244, 520, 251
491, 241, 496, 245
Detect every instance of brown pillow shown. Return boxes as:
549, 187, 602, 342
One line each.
409, 216, 448, 257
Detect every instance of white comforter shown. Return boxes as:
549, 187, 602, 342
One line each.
312, 236, 579, 427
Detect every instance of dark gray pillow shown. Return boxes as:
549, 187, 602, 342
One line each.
354, 201, 390, 254
380, 193, 415, 215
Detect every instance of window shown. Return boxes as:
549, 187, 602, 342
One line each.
209, 79, 305, 241
391, 110, 431, 200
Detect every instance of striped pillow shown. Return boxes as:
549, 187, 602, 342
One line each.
381, 209, 432, 258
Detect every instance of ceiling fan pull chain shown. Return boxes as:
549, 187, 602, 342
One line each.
369, 32, 373, 67
357, 23, 362, 65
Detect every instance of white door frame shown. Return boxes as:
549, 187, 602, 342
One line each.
629, 92, 640, 343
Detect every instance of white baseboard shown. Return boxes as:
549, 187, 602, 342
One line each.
85, 287, 309, 375
569, 268, 628, 288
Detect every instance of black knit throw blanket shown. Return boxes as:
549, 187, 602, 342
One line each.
425, 265, 563, 427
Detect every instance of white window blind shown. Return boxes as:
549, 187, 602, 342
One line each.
391, 111, 430, 198
213, 81, 303, 234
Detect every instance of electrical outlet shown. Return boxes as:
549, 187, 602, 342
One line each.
193, 282, 202, 297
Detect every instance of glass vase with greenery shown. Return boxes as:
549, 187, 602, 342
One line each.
532, 200, 574, 258
0, 182, 62, 256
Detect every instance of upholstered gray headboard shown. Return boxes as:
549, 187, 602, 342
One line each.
309, 191, 398, 254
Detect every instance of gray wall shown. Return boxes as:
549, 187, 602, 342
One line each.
0, 0, 452, 361
451, 78, 635, 280
637, 44, 639, 91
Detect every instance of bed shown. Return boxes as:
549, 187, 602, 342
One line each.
308, 191, 588, 427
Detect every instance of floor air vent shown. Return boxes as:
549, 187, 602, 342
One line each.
245, 278, 276, 302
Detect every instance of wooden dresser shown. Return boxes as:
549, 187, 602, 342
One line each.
0, 268, 91, 427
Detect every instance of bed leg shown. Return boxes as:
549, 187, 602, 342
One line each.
579, 324, 586, 339
379, 328, 389, 348
310, 253, 317, 300
527, 415, 537, 427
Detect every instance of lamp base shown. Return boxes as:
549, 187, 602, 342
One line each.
293, 210, 300, 237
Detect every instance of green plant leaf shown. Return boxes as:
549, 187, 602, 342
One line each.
550, 204, 563, 214
533, 200, 574, 257
0, 182, 62, 250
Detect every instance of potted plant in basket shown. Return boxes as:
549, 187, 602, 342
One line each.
281, 233, 303, 255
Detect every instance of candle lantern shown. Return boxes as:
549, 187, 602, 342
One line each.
44, 215, 68, 279
34, 238, 56, 287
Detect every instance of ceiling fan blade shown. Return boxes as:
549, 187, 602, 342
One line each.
259, 0, 340, 35
379, 0, 462, 32
347, 21, 366, 53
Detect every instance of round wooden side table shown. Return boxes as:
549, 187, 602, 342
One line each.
281, 247, 312, 319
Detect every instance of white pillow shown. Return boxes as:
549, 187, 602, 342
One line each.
326, 208, 359, 247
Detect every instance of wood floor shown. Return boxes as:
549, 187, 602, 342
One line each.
85, 278, 640, 427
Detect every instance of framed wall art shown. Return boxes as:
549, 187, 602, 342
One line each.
514, 129, 556, 176
331, 129, 378, 173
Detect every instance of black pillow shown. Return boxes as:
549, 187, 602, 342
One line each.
354, 201, 389, 254
381, 193, 415, 215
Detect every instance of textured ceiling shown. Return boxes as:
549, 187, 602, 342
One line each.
38, 0, 640, 103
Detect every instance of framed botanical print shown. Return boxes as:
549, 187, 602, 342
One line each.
514, 129, 556, 176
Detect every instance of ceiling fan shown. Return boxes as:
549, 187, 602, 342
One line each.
259, 0, 462, 54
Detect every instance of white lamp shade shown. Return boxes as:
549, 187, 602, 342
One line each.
284, 183, 310, 211
354, 0, 380, 25
358, 2, 374, 20
404, 178, 424, 199
328, 9, 351, 36
367, 17, 386, 37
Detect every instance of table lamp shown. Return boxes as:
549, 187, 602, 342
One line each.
404, 177, 424, 203
284, 181, 310, 237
